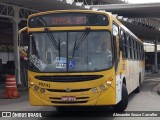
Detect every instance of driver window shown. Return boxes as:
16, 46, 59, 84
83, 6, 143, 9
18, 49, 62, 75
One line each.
19, 27, 29, 57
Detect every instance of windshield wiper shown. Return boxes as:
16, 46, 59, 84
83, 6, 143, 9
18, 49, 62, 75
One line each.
72, 27, 90, 58
38, 17, 61, 60
47, 33, 61, 61
72, 38, 77, 59
58, 38, 61, 60
38, 17, 59, 50
47, 32, 59, 50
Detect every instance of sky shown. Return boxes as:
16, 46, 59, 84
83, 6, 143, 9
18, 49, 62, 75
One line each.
125, 0, 160, 3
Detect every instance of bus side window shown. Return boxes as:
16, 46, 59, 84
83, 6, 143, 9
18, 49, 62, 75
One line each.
125, 34, 130, 59
137, 42, 139, 60
132, 39, 136, 59
142, 45, 144, 60
123, 33, 130, 59
135, 41, 138, 60
125, 33, 131, 58
140, 43, 142, 60
129, 36, 133, 59
112, 24, 119, 71
133, 39, 137, 60
120, 30, 127, 59
138, 43, 141, 60
141, 44, 143, 60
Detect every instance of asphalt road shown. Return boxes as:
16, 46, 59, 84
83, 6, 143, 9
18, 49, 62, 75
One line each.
0, 73, 160, 120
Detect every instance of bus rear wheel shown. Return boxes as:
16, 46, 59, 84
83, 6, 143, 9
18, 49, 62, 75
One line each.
114, 83, 128, 112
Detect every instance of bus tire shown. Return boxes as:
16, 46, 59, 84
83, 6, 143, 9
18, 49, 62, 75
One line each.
134, 75, 141, 93
114, 83, 128, 112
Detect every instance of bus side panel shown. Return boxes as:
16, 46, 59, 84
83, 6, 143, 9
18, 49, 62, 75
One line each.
29, 88, 44, 106
124, 60, 144, 94
115, 52, 125, 103
96, 74, 116, 105
123, 60, 131, 94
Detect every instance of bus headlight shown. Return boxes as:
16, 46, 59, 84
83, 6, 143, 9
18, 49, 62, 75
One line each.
106, 81, 112, 86
40, 88, 45, 93
100, 85, 105, 91
34, 86, 39, 91
92, 88, 98, 93
29, 81, 34, 86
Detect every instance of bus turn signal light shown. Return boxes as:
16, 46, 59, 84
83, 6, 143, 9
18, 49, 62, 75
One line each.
100, 85, 105, 91
40, 88, 45, 93
92, 88, 98, 93
34, 86, 39, 91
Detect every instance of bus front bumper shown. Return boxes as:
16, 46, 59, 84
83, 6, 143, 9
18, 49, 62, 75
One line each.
29, 86, 116, 106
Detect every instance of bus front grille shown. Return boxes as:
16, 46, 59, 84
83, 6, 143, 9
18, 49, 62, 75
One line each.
47, 88, 91, 92
35, 75, 103, 82
51, 101, 88, 104
49, 97, 89, 100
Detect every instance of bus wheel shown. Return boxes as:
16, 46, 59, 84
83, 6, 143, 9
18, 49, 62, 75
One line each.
114, 83, 128, 112
134, 75, 141, 93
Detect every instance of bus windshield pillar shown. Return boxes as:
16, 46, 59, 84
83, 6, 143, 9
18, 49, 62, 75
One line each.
154, 36, 158, 73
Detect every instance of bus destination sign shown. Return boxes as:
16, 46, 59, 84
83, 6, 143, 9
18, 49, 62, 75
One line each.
52, 16, 86, 25
28, 13, 109, 27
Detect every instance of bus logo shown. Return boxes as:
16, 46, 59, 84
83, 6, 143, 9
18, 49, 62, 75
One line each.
66, 88, 71, 92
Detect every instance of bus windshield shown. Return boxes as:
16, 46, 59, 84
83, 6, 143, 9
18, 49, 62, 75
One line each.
29, 31, 112, 72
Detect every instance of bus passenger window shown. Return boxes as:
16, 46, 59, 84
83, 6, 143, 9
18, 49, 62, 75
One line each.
129, 37, 132, 59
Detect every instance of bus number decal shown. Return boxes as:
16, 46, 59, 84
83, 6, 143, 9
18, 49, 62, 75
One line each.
39, 82, 51, 88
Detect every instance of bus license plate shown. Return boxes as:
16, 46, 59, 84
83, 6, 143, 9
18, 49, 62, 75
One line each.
61, 96, 76, 101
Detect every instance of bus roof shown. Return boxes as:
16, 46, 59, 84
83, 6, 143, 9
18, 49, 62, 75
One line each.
28, 10, 112, 19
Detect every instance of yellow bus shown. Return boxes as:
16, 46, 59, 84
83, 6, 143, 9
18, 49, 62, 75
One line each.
19, 10, 145, 112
